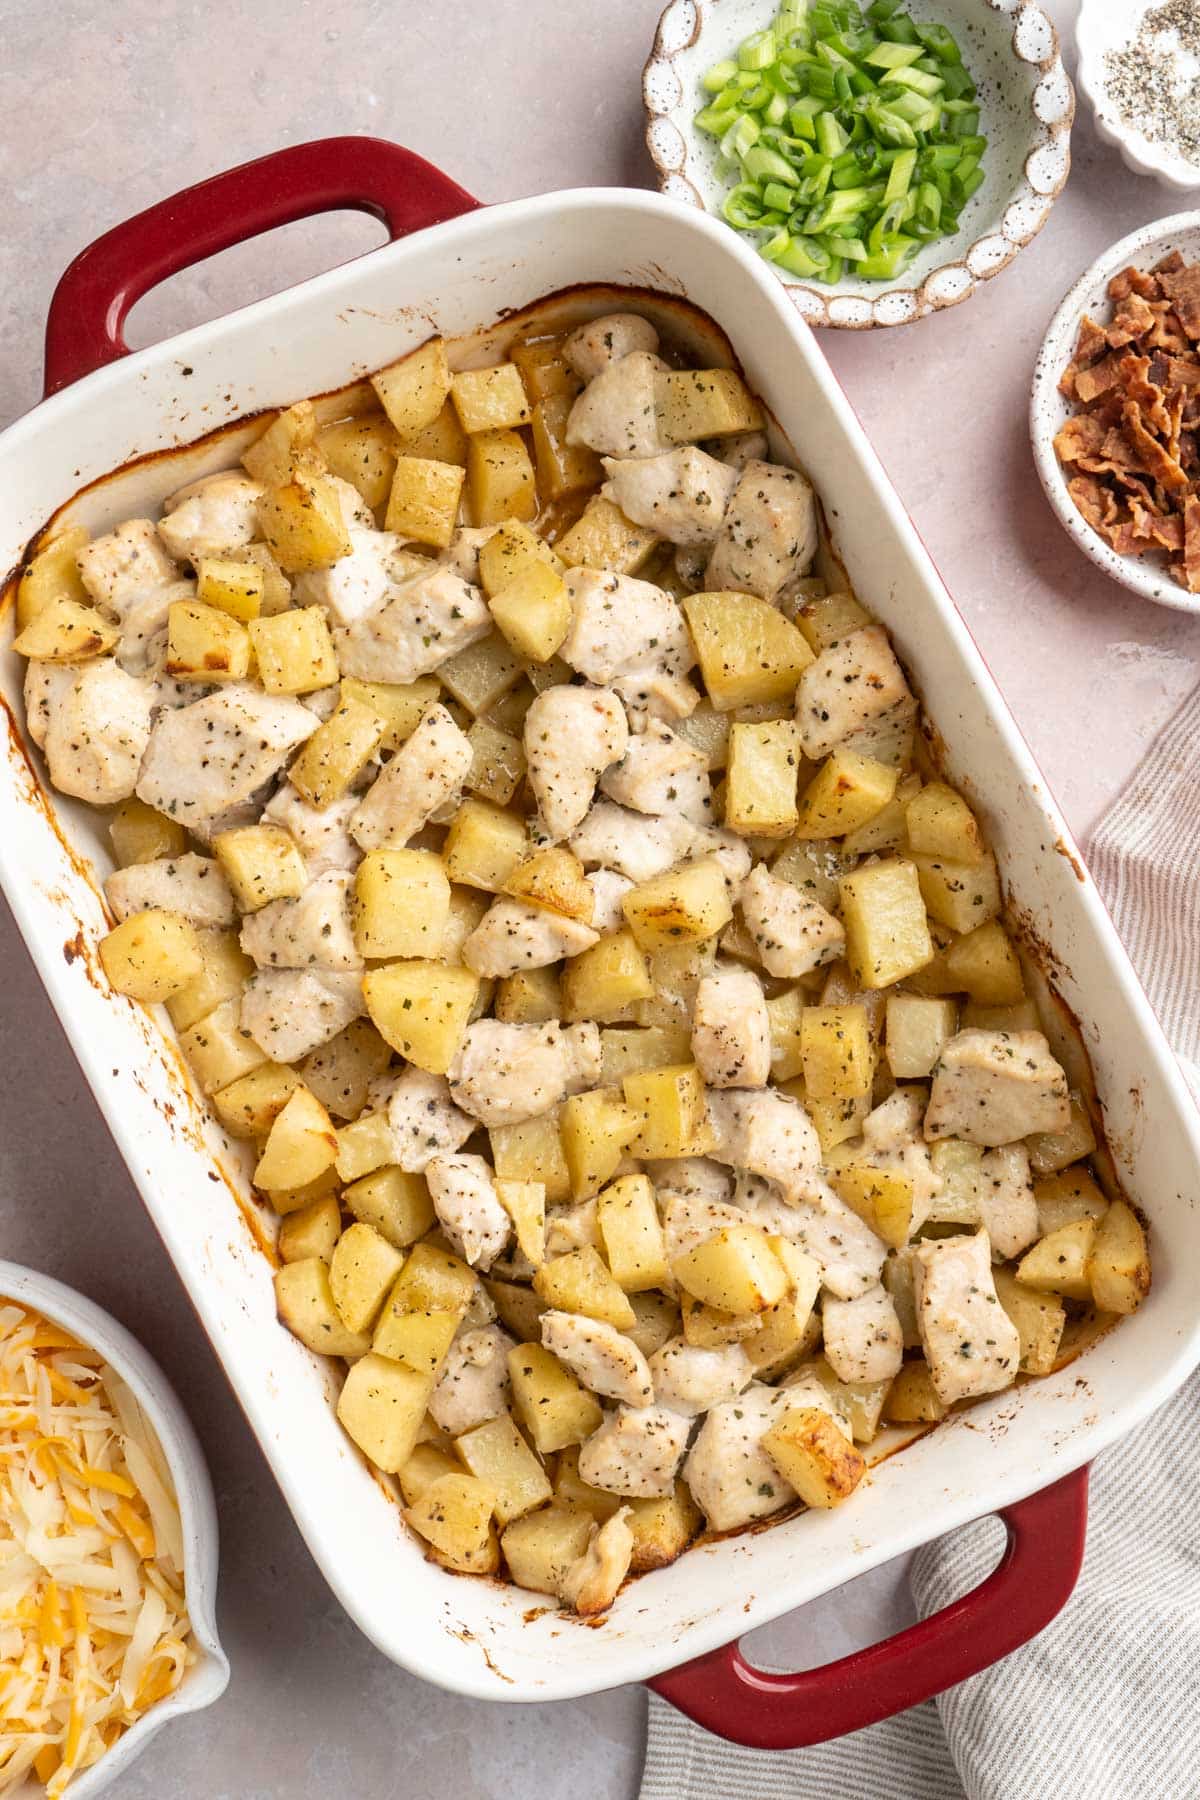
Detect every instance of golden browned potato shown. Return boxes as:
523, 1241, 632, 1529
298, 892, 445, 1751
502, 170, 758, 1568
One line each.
98, 910, 203, 1005
762, 1404, 866, 1508
362, 960, 478, 1073
371, 338, 452, 437
683, 591, 813, 710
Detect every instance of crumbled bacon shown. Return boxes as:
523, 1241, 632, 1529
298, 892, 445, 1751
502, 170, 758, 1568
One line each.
1157, 267, 1200, 341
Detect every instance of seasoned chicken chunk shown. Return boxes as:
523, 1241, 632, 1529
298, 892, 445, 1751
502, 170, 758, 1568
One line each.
540, 1311, 653, 1407
39, 660, 153, 807
545, 1199, 602, 1258
660, 1192, 747, 1266
738, 862, 845, 978
334, 566, 490, 684
691, 826, 754, 891
589, 867, 635, 933
349, 703, 471, 851
913, 1230, 1020, 1405
240, 967, 364, 1063
428, 1324, 515, 1435
383, 1067, 475, 1172
857, 1089, 941, 1238
463, 898, 599, 979
23, 662, 75, 750
426, 1153, 512, 1270
683, 1384, 795, 1531
525, 684, 628, 842
739, 1175, 887, 1300
558, 1507, 634, 1616
263, 787, 360, 875
577, 1404, 691, 1499
718, 430, 769, 471
600, 714, 711, 825
570, 800, 696, 883
925, 1030, 1071, 1147
76, 518, 179, 612
565, 350, 667, 459
105, 852, 235, 929
158, 472, 264, 563
136, 684, 318, 835
239, 869, 360, 971
450, 1020, 600, 1128
601, 448, 737, 547
795, 625, 913, 761
706, 1088, 822, 1199
691, 965, 771, 1089
564, 313, 660, 382
705, 461, 818, 602
561, 569, 697, 719
293, 525, 406, 627
648, 1156, 734, 1208
822, 1285, 904, 1384
649, 1338, 753, 1417
976, 1144, 1039, 1261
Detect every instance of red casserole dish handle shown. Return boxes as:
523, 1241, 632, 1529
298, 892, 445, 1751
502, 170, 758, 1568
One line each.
42, 136, 480, 396
649, 1465, 1088, 1749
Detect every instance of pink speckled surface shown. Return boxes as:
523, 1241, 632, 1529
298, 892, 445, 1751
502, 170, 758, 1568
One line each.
0, 2, 1196, 1793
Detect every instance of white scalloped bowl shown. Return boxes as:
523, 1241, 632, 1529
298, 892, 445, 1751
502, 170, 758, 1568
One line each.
1076, 0, 1200, 191
644, 0, 1074, 328
0, 1262, 229, 1797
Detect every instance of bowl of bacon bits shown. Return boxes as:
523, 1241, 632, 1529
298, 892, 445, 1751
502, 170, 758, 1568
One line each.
0, 1264, 227, 1797
1032, 213, 1200, 609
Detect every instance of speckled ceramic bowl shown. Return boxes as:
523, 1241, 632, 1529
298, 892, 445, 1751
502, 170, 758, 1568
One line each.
643, 0, 1074, 328
1030, 212, 1200, 613
1077, 0, 1200, 191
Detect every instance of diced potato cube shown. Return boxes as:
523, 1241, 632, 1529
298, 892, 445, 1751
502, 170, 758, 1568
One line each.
277, 1195, 342, 1265
465, 718, 525, 807
300, 1018, 391, 1120
503, 846, 592, 922
725, 719, 801, 838
559, 1087, 640, 1199
384, 455, 465, 547
254, 1086, 338, 1193
1087, 1200, 1150, 1315
655, 368, 764, 443
98, 909, 203, 1004
554, 1443, 623, 1523
451, 363, 532, 434
495, 964, 562, 1025
943, 920, 1023, 1005
443, 797, 529, 892
533, 1246, 636, 1330
555, 495, 658, 573
214, 822, 308, 912
680, 1294, 760, 1348
1034, 1167, 1109, 1238
13, 597, 118, 661
496, 1178, 546, 1267
270, 1166, 340, 1218
316, 415, 399, 516
343, 1166, 435, 1248
109, 798, 187, 868
992, 1267, 1066, 1375
913, 852, 1002, 934
530, 393, 604, 499
362, 960, 478, 1073
335, 1110, 396, 1184
927, 1139, 983, 1225
791, 1086, 870, 1156
904, 781, 985, 865
742, 1239, 822, 1378
626, 1293, 683, 1361
242, 401, 317, 484
596, 1173, 671, 1292
764, 986, 806, 1082
1015, 1216, 1098, 1301
839, 858, 934, 989
501, 1503, 593, 1594
600, 1023, 692, 1083
673, 701, 730, 772
456, 1413, 552, 1524
439, 632, 523, 716
179, 997, 268, 1092
622, 858, 731, 952
15, 525, 89, 630
166, 930, 252, 1032
885, 994, 957, 1079
795, 748, 898, 840
623, 1063, 709, 1159
337, 1353, 433, 1472
396, 399, 469, 467
248, 607, 338, 695
507, 1343, 603, 1454
485, 1276, 547, 1343
673, 1224, 788, 1314
373, 1306, 462, 1372
1025, 1091, 1097, 1176
882, 1360, 948, 1423
398, 1444, 463, 1507
384, 1240, 477, 1316
491, 1108, 571, 1205
467, 429, 537, 526
288, 690, 385, 807
510, 334, 581, 403
274, 1258, 370, 1359
962, 998, 1041, 1033
477, 519, 561, 595
211, 1062, 302, 1139
771, 836, 850, 910
831, 1163, 916, 1249
195, 557, 266, 622
330, 1221, 406, 1334
683, 591, 813, 711
339, 675, 440, 754
489, 561, 571, 663
805, 1359, 891, 1445
353, 849, 450, 960
795, 590, 871, 652
800, 1004, 873, 1100
562, 930, 652, 1023
763, 1404, 865, 1508
257, 471, 352, 573
371, 338, 452, 438
239, 542, 292, 614
627, 1482, 704, 1573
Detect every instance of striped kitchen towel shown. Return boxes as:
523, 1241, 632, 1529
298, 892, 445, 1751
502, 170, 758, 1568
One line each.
642, 684, 1200, 1800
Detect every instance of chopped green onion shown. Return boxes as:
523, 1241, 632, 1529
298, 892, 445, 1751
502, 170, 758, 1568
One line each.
916, 21, 961, 63
864, 39, 924, 68
883, 146, 916, 204
702, 59, 739, 93
739, 28, 778, 69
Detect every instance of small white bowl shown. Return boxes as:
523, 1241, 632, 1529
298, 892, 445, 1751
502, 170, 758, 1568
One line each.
0, 1262, 229, 1797
643, 0, 1074, 328
1077, 0, 1200, 191
1030, 212, 1200, 614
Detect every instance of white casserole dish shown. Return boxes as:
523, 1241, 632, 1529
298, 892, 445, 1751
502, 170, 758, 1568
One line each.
3, 138, 1198, 1735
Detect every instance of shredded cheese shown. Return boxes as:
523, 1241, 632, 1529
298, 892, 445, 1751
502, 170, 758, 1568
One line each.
0, 1302, 193, 1795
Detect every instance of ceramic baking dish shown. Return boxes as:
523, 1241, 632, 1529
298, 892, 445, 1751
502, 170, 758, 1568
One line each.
3, 138, 1199, 1749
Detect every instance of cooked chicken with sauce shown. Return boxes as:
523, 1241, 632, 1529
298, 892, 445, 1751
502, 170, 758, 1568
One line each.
16, 306, 1148, 1620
